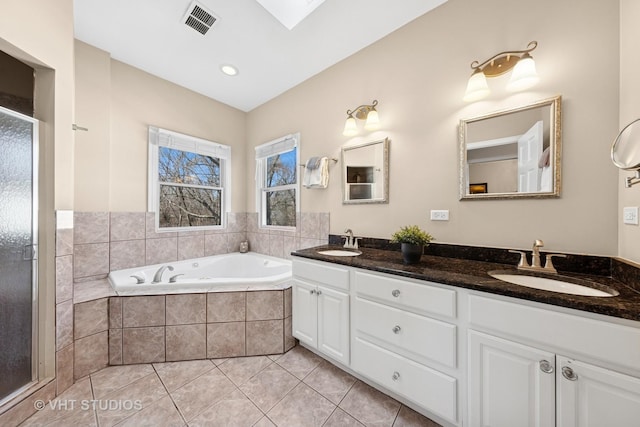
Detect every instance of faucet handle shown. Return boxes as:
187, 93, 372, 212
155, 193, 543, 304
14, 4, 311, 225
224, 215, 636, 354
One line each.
353, 238, 361, 250
130, 274, 146, 284
169, 274, 185, 283
509, 250, 530, 268
543, 253, 567, 274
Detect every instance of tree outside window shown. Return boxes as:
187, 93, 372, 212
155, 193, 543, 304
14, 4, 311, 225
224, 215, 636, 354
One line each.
148, 126, 231, 231
256, 134, 299, 229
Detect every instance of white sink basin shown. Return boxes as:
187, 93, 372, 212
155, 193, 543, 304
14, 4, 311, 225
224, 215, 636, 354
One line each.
317, 249, 362, 257
489, 271, 618, 297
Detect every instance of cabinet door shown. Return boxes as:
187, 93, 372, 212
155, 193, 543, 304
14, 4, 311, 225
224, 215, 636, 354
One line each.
468, 330, 555, 427
292, 280, 318, 347
317, 285, 350, 365
557, 356, 640, 427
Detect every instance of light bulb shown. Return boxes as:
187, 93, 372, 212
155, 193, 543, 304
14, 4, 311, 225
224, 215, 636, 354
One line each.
507, 54, 539, 92
463, 69, 490, 102
343, 116, 358, 136
364, 109, 380, 131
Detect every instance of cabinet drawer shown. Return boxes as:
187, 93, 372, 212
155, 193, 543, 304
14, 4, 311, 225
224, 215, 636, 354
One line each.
354, 297, 456, 368
354, 271, 456, 319
293, 259, 349, 291
353, 337, 457, 423
469, 294, 640, 374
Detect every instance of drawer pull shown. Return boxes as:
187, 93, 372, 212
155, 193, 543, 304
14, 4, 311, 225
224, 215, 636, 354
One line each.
392, 325, 402, 334
391, 289, 401, 297
539, 360, 554, 374
392, 371, 400, 381
562, 366, 578, 381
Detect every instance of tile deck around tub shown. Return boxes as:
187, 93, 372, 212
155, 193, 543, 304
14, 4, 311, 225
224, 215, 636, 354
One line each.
20, 346, 443, 427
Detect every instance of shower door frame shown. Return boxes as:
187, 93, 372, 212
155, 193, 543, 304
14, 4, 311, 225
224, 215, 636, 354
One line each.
0, 105, 39, 406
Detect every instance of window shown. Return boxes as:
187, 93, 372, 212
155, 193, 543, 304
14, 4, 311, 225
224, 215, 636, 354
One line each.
255, 134, 299, 229
148, 126, 231, 231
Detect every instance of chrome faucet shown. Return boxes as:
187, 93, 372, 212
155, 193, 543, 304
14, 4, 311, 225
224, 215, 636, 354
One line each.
342, 229, 359, 249
152, 265, 174, 283
509, 239, 567, 274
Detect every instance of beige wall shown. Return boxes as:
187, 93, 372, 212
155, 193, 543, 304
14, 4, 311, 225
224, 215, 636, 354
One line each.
75, 40, 111, 211
618, 0, 640, 263
246, 0, 620, 256
0, 0, 75, 209
73, 43, 247, 212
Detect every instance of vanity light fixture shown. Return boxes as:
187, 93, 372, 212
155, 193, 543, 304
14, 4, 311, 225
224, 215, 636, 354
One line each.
463, 41, 540, 102
343, 100, 380, 136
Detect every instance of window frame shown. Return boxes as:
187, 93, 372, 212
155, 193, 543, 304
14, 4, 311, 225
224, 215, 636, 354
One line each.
255, 133, 300, 231
148, 126, 231, 232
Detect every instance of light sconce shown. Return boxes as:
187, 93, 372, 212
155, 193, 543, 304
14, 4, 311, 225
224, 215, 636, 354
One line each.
343, 100, 380, 136
463, 41, 540, 102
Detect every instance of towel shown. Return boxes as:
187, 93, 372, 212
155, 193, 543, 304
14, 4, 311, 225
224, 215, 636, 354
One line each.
303, 157, 329, 188
538, 147, 551, 168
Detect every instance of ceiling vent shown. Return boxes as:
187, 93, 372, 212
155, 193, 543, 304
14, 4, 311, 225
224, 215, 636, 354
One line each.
183, 1, 218, 35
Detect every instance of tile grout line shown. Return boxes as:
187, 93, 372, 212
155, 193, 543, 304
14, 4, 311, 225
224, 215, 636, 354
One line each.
151, 363, 189, 427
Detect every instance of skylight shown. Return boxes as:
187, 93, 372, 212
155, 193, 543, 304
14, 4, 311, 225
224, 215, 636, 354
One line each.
255, 0, 326, 30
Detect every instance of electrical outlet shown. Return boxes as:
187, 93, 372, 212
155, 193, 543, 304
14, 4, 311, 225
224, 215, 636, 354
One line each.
623, 207, 639, 225
430, 210, 449, 221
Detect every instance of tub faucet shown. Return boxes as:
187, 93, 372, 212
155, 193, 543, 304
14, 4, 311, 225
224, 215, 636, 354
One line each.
152, 265, 174, 283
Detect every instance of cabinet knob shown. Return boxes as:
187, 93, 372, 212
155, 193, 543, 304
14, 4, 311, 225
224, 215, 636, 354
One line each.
392, 325, 402, 334
539, 359, 554, 374
562, 366, 578, 381
309, 289, 316, 295
391, 289, 401, 297
392, 371, 400, 381
316, 289, 322, 295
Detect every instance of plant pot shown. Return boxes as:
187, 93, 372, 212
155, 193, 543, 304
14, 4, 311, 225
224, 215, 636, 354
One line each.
401, 243, 424, 265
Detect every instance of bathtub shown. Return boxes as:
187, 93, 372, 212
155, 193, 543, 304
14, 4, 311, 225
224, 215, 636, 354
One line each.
108, 252, 292, 295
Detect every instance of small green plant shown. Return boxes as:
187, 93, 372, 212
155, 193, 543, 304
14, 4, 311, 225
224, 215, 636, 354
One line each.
390, 225, 434, 246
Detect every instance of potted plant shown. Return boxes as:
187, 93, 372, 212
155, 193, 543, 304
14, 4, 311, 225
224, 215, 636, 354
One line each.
390, 225, 434, 265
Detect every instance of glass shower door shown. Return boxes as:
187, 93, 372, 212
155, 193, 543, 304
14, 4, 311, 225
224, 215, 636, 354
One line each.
0, 105, 38, 402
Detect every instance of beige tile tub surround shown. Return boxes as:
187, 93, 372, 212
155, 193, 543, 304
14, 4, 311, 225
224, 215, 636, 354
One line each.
246, 212, 330, 259
108, 288, 294, 365
73, 298, 110, 380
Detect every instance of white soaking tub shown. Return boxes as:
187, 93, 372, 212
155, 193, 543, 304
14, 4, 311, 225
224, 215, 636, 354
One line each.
108, 252, 292, 295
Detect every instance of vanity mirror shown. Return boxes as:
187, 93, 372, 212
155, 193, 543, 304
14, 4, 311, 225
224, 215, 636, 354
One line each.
459, 96, 562, 200
611, 118, 640, 187
342, 138, 390, 204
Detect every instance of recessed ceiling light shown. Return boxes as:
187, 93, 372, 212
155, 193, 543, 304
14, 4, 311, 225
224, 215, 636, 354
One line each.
220, 64, 238, 76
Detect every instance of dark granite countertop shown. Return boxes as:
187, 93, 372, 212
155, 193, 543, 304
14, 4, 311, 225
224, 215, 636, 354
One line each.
292, 245, 640, 322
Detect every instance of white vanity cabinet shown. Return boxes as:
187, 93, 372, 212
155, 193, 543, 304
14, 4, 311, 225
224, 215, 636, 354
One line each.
468, 294, 640, 427
468, 330, 556, 427
292, 259, 350, 365
352, 271, 459, 425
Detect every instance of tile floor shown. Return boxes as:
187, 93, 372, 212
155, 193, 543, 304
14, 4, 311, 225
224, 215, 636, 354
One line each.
20, 346, 442, 427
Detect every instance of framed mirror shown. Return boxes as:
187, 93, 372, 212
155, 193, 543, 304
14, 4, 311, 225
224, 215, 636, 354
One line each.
459, 95, 562, 200
342, 138, 390, 204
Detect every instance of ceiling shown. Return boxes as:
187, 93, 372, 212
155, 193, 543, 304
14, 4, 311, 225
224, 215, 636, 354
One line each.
74, 0, 447, 112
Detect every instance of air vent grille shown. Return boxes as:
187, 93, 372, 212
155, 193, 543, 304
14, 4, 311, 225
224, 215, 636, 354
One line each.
184, 2, 217, 35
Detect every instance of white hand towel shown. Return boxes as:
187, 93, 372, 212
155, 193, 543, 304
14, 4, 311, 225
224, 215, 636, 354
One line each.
303, 157, 329, 188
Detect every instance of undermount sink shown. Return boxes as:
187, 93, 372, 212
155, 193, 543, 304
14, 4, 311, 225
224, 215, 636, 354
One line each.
488, 271, 619, 297
317, 249, 362, 257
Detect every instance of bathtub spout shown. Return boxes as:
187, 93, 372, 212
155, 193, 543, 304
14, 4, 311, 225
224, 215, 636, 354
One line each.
152, 265, 174, 283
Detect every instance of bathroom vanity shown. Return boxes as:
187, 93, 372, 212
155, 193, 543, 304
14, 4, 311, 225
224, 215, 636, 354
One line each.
291, 246, 640, 427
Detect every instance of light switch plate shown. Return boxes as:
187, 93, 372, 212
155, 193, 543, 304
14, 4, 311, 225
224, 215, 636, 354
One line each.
430, 210, 449, 221
623, 207, 639, 225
